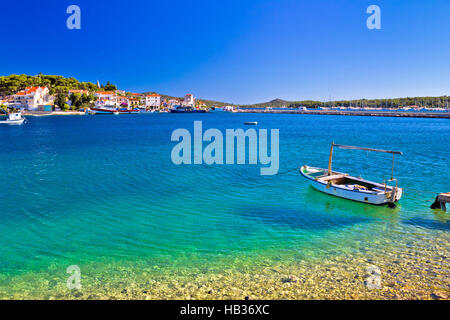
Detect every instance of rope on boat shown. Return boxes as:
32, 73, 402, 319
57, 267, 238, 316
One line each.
401, 187, 436, 194
276, 166, 302, 175
242, 165, 301, 184
401, 187, 438, 202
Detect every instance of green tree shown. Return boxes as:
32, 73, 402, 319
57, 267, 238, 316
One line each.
104, 81, 117, 91
69, 92, 83, 109
55, 93, 66, 108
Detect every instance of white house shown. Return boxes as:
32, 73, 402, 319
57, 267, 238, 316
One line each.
13, 86, 50, 110
183, 93, 195, 106
168, 99, 181, 108
145, 94, 161, 108
94, 91, 117, 107
95, 91, 117, 105
95, 91, 117, 101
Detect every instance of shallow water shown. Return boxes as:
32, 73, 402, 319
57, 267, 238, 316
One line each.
0, 113, 448, 299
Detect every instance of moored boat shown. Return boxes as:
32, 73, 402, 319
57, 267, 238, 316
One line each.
89, 106, 119, 115
169, 105, 207, 113
0, 112, 26, 125
300, 143, 403, 206
118, 108, 141, 114
209, 106, 225, 112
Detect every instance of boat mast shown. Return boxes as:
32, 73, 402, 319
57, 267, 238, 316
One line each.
328, 142, 334, 175
328, 142, 402, 178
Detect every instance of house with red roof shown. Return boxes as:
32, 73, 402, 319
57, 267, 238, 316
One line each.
128, 97, 141, 107
116, 96, 130, 107
13, 86, 50, 110
93, 91, 118, 108
145, 93, 161, 108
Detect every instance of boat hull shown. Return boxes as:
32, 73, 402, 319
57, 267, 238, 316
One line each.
118, 109, 140, 114
169, 109, 207, 113
90, 108, 119, 115
0, 118, 25, 125
300, 166, 402, 205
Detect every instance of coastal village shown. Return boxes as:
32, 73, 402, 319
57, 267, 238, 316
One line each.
0, 84, 234, 114
2, 85, 449, 115
0, 74, 449, 118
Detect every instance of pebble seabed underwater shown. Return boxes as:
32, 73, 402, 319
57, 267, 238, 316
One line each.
0, 230, 448, 300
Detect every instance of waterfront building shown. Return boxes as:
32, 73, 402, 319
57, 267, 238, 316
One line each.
168, 99, 182, 108
13, 86, 50, 110
183, 93, 195, 106
128, 97, 141, 106
116, 96, 130, 107
145, 94, 161, 108
95, 91, 117, 105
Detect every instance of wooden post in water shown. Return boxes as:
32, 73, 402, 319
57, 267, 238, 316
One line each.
431, 193, 450, 211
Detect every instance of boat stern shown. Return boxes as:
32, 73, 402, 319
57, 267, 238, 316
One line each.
384, 186, 403, 203
394, 187, 403, 201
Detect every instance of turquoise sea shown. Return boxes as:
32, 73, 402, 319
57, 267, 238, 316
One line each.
0, 113, 448, 298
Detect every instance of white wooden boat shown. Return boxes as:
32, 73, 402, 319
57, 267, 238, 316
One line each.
0, 112, 25, 125
300, 143, 403, 206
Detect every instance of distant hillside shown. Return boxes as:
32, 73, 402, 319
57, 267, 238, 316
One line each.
0, 74, 116, 96
139, 93, 450, 109
238, 98, 302, 108
238, 96, 450, 109
238, 98, 323, 108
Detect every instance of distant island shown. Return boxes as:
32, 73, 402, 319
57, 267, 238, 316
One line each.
238, 97, 450, 109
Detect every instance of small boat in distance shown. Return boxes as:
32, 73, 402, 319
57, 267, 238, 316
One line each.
210, 106, 225, 112
169, 105, 207, 113
0, 112, 25, 125
244, 121, 258, 125
89, 106, 119, 115
169, 105, 188, 113
300, 143, 403, 206
118, 108, 140, 114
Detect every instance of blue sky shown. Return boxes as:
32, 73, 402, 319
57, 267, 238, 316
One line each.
1, 0, 450, 104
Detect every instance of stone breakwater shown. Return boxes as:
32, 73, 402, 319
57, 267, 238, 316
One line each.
236, 109, 450, 119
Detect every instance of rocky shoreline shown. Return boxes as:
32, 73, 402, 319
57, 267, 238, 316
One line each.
1, 243, 448, 300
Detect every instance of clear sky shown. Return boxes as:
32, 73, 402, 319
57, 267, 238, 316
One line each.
1, 0, 450, 104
